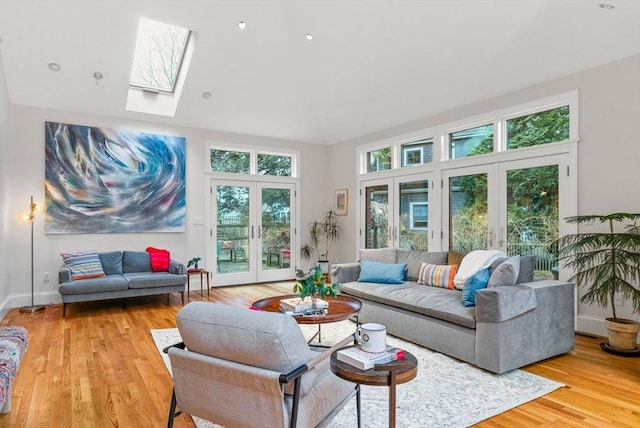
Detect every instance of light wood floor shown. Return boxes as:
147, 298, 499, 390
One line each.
1, 283, 638, 427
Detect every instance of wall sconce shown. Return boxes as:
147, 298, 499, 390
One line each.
17, 196, 45, 313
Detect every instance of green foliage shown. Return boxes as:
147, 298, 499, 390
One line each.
210, 149, 250, 173
187, 257, 201, 268
301, 209, 342, 261
293, 266, 340, 300
507, 106, 569, 149
555, 213, 640, 320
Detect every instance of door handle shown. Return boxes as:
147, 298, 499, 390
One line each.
258, 225, 262, 239
489, 228, 494, 247
251, 225, 254, 239
498, 227, 504, 247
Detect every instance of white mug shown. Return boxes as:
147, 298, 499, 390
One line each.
356, 322, 387, 353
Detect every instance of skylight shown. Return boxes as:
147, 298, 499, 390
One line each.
129, 18, 191, 93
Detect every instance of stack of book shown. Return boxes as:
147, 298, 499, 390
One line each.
279, 296, 329, 313
336, 346, 405, 370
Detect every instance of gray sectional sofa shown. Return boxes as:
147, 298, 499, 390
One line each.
331, 248, 575, 374
58, 250, 187, 317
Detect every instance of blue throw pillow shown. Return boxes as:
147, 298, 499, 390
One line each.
358, 260, 407, 284
461, 267, 491, 307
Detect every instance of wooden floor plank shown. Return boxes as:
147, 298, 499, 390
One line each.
0, 283, 638, 427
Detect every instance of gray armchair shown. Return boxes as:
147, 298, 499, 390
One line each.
165, 302, 360, 428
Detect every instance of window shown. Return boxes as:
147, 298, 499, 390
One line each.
507, 106, 570, 149
210, 149, 250, 174
367, 148, 392, 173
257, 154, 292, 176
130, 18, 191, 93
449, 124, 493, 159
401, 138, 433, 167
409, 202, 428, 230
210, 147, 297, 177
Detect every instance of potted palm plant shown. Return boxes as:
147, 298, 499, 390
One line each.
556, 213, 640, 352
300, 209, 342, 274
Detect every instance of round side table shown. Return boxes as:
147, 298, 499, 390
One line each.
330, 346, 417, 428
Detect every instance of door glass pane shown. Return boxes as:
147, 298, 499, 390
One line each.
449, 124, 493, 159
506, 165, 559, 278
399, 180, 429, 250
216, 185, 250, 273
449, 173, 488, 252
210, 149, 250, 173
261, 187, 291, 271
365, 185, 389, 248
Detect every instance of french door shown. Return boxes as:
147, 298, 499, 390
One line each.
443, 155, 568, 277
210, 179, 296, 286
360, 173, 434, 251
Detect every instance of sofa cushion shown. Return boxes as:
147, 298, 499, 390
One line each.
417, 263, 458, 289
516, 255, 536, 284
462, 267, 491, 307
488, 255, 520, 287
124, 272, 186, 289
99, 251, 123, 275
60, 250, 105, 280
146, 247, 170, 272
358, 260, 407, 284
58, 275, 129, 294
358, 248, 397, 263
396, 250, 448, 281
341, 281, 477, 329
122, 251, 151, 273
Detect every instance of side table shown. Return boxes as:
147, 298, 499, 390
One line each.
186, 269, 210, 299
330, 346, 417, 428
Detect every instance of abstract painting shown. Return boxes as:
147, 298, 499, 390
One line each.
45, 122, 186, 234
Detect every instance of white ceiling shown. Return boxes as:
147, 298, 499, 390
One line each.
1, 0, 639, 145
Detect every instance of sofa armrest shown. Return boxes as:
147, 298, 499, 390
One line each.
331, 263, 361, 284
169, 260, 187, 275
59, 266, 72, 284
475, 285, 537, 323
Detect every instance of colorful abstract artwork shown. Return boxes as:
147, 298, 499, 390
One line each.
45, 122, 186, 234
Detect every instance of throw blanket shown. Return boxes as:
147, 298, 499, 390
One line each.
453, 250, 506, 290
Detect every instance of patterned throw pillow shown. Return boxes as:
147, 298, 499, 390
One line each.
146, 247, 170, 272
417, 263, 458, 289
60, 250, 105, 280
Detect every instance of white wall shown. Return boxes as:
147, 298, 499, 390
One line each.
1, 105, 329, 310
0, 50, 10, 312
327, 54, 640, 336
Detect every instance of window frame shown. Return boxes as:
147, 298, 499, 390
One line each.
208, 144, 299, 178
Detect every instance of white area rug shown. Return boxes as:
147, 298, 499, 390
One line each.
152, 320, 563, 428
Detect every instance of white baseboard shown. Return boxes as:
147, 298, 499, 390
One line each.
6, 291, 61, 309
577, 314, 640, 345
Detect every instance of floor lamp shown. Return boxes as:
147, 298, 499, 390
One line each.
18, 196, 45, 313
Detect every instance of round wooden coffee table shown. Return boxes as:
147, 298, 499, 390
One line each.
330, 346, 418, 428
251, 294, 362, 343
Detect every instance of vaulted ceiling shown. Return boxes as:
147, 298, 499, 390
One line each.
1, 0, 639, 145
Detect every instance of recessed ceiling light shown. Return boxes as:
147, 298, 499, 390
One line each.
48, 63, 61, 71
598, 3, 615, 9
238, 21, 247, 30
202, 92, 212, 99
305, 33, 313, 41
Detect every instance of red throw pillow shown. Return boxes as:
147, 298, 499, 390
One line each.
146, 247, 170, 272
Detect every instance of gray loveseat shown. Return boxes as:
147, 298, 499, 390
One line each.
331, 248, 575, 374
58, 250, 187, 317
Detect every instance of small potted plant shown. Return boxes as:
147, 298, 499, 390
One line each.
293, 266, 340, 314
187, 257, 202, 271
300, 209, 342, 274
555, 213, 640, 352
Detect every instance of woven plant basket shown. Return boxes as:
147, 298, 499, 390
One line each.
605, 318, 639, 350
